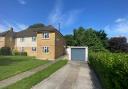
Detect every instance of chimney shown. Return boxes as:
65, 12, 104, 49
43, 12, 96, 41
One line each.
10, 27, 13, 32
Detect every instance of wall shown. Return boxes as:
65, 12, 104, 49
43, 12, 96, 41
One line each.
15, 37, 37, 47
15, 37, 37, 56
0, 37, 5, 48
36, 32, 55, 60
55, 32, 65, 58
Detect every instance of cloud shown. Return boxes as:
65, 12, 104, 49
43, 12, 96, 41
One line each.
17, 0, 27, 5
48, 0, 83, 28
0, 24, 7, 32
104, 17, 128, 38
0, 20, 28, 32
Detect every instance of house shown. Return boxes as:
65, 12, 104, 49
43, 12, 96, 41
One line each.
0, 24, 65, 60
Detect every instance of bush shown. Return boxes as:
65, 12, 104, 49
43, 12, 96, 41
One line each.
0, 47, 12, 55
14, 52, 27, 56
89, 52, 128, 89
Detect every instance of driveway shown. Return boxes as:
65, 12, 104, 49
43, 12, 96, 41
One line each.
32, 61, 102, 89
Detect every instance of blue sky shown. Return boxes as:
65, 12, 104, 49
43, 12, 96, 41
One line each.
0, 0, 128, 37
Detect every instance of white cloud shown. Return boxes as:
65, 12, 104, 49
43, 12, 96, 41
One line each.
104, 17, 128, 38
0, 20, 28, 32
48, 0, 83, 28
0, 24, 7, 32
17, 0, 27, 5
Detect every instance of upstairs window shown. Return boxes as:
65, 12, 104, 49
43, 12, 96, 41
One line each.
42, 32, 49, 39
32, 37, 36, 42
20, 38, 24, 42
42, 46, 49, 53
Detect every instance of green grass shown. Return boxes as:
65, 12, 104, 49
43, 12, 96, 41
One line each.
3, 60, 68, 89
0, 56, 49, 80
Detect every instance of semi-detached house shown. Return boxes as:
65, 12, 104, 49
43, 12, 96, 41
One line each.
0, 24, 65, 60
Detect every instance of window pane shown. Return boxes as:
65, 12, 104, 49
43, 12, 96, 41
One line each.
32, 37, 36, 42
42, 46, 49, 53
32, 47, 36, 51
42, 32, 49, 39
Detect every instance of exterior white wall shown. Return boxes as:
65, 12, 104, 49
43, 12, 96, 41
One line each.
15, 37, 37, 47
66, 46, 88, 61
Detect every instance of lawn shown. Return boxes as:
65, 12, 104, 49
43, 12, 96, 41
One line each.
3, 60, 67, 89
0, 56, 49, 80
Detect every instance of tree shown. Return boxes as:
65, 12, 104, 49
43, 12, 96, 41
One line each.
73, 27, 85, 46
108, 37, 128, 52
28, 23, 45, 28
64, 27, 105, 51
95, 30, 108, 48
83, 28, 104, 50
64, 34, 75, 46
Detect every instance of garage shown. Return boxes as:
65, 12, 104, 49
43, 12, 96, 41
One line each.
67, 46, 88, 61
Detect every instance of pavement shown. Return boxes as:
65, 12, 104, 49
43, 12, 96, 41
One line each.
0, 61, 56, 89
31, 61, 102, 89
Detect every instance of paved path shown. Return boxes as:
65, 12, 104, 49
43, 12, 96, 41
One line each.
0, 61, 56, 88
32, 61, 102, 89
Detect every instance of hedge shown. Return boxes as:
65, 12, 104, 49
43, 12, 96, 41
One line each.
0, 47, 12, 55
89, 52, 128, 89
14, 52, 27, 56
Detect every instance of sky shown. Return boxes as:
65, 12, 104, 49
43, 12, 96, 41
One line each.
0, 0, 128, 38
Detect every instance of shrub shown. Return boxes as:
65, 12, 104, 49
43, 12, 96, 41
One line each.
14, 52, 27, 56
89, 52, 128, 89
0, 47, 12, 55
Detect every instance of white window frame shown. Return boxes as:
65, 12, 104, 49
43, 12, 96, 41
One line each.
42, 32, 49, 39
32, 47, 36, 51
42, 46, 49, 53
32, 36, 36, 42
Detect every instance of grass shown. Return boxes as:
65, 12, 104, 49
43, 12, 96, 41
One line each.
0, 56, 49, 80
3, 60, 68, 89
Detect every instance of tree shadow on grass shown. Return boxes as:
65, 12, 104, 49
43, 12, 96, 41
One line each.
0, 56, 26, 66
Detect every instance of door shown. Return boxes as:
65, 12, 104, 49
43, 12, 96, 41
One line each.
71, 48, 85, 61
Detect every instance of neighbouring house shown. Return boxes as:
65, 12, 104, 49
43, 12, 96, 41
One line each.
0, 24, 65, 60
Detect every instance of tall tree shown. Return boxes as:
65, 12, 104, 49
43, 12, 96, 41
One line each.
95, 30, 108, 48
64, 34, 75, 46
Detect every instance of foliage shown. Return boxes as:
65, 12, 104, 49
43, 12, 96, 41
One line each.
4, 60, 68, 89
64, 34, 75, 46
13, 51, 27, 56
95, 30, 108, 48
0, 56, 48, 80
0, 47, 12, 55
108, 37, 128, 53
28, 23, 45, 28
64, 27, 106, 51
89, 52, 128, 89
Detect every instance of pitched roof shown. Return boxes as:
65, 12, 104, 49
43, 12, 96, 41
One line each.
15, 25, 63, 38
0, 30, 9, 37
0, 24, 63, 38
0, 29, 16, 38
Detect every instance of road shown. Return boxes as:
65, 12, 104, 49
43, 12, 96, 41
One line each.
31, 61, 102, 89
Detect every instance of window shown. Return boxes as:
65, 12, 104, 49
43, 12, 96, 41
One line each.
20, 38, 24, 42
32, 37, 36, 42
32, 47, 36, 51
42, 32, 49, 39
42, 46, 49, 53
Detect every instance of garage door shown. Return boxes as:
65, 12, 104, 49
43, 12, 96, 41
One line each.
71, 48, 85, 61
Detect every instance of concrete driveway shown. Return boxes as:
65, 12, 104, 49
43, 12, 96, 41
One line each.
31, 61, 102, 89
